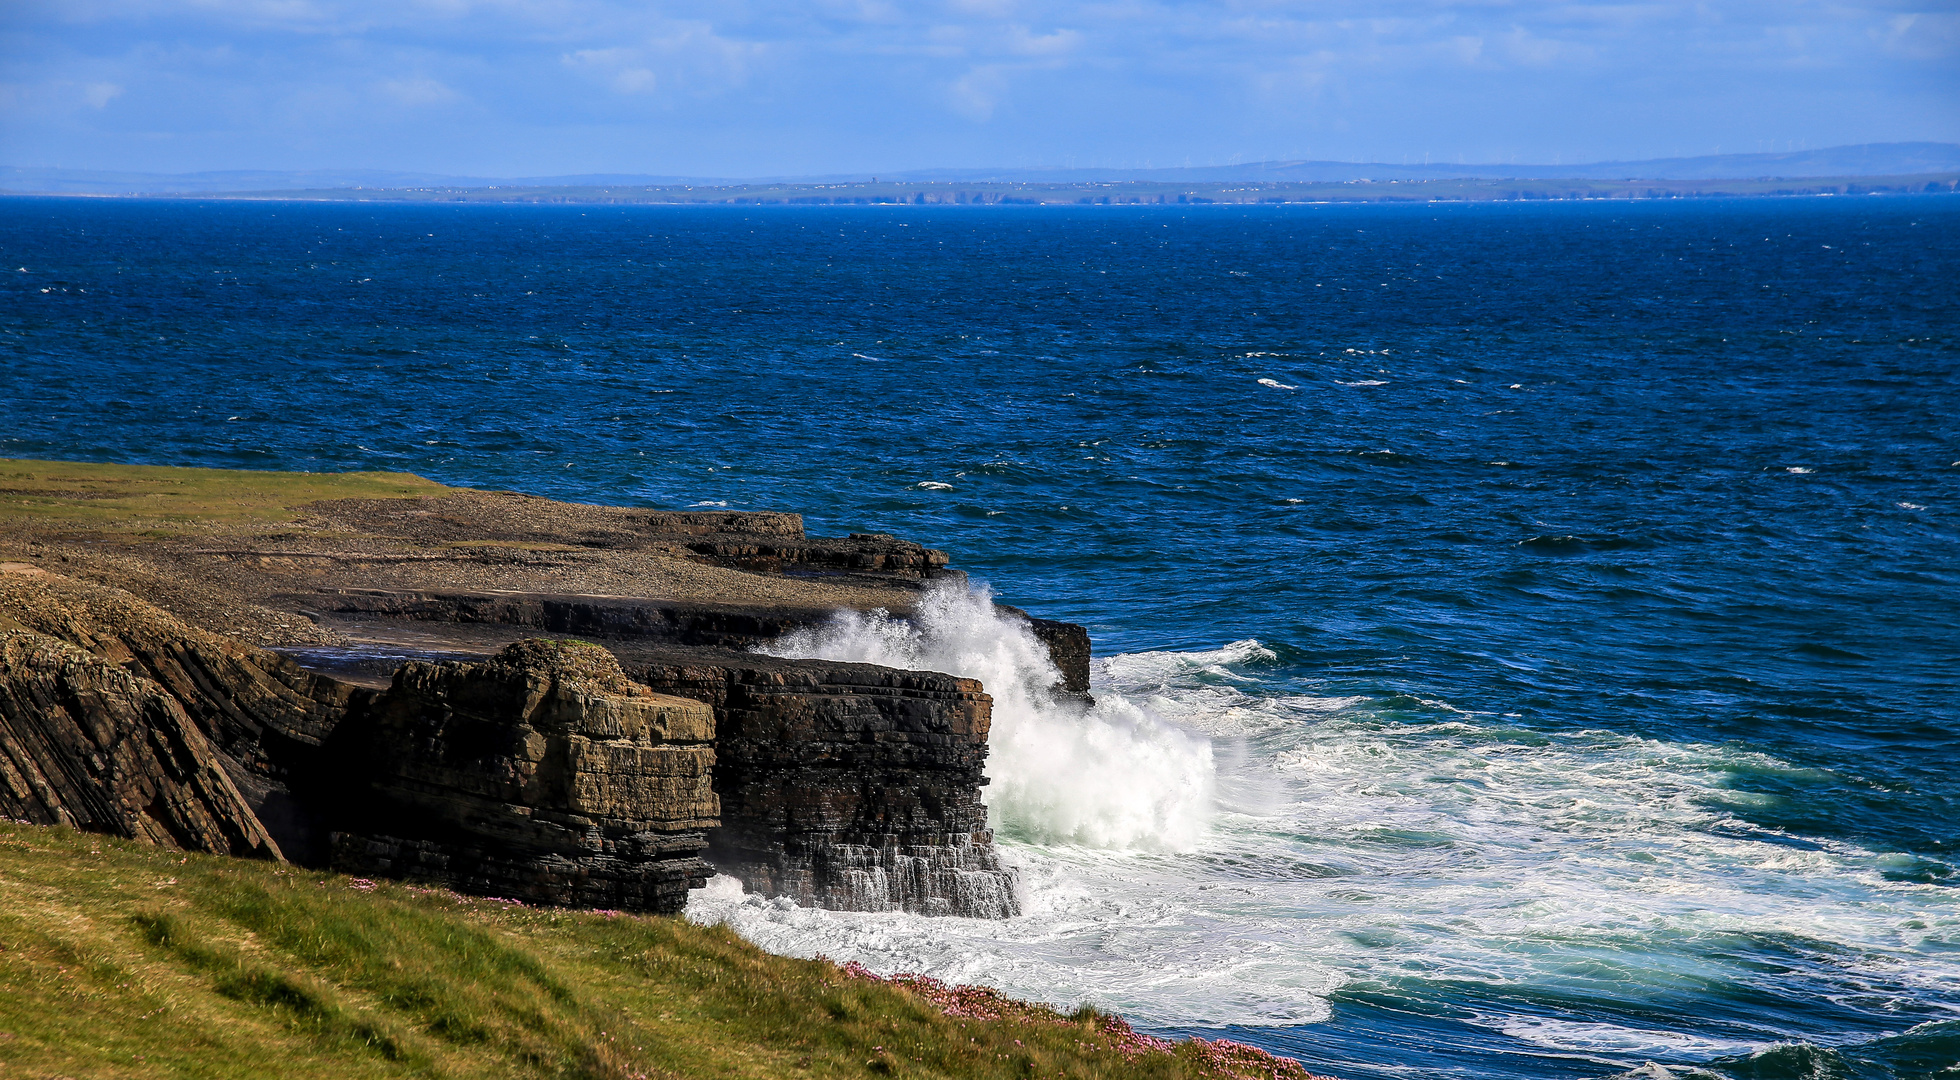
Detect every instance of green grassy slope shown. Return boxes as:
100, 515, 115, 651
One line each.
0, 824, 1311, 1080
0, 458, 450, 534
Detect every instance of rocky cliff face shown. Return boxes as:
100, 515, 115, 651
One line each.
631, 648, 1019, 919
0, 571, 356, 862
0, 628, 281, 860
1, 481, 1086, 921
0, 572, 354, 775
326, 640, 718, 914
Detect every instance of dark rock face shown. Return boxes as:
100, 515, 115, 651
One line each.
0, 628, 281, 859
677, 530, 952, 579
0, 573, 354, 779
327, 640, 718, 914
631, 649, 1019, 918
0, 572, 358, 861
307, 589, 1090, 699
306, 589, 838, 650
1022, 616, 1093, 699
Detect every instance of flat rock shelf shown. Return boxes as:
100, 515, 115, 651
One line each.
0, 458, 1089, 917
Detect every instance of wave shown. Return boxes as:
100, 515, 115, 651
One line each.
696, 624, 1960, 1076
758, 582, 1215, 850
1610, 1021, 1960, 1080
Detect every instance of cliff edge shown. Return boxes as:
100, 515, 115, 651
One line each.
0, 458, 1087, 918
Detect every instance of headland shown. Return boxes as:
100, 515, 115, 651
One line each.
0, 456, 1106, 919
0, 456, 1320, 1078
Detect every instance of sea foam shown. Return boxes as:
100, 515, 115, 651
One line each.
693, 635, 1959, 1046
758, 581, 1215, 851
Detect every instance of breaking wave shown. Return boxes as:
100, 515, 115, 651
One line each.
700, 631, 1960, 1076
758, 582, 1215, 850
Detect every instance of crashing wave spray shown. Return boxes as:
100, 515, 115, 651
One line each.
759, 582, 1215, 850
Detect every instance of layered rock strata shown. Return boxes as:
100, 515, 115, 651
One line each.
0, 470, 1088, 920
303, 588, 1091, 697
0, 628, 281, 859
326, 640, 718, 913
630, 648, 1018, 919
0, 571, 356, 862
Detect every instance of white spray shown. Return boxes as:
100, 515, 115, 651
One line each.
758, 582, 1215, 851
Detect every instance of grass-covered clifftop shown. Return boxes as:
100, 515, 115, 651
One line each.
0, 457, 450, 534
0, 822, 1311, 1079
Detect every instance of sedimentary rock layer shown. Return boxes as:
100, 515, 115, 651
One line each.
0, 469, 1080, 920
0, 572, 354, 779
327, 640, 718, 914
631, 648, 1019, 919
0, 570, 361, 861
0, 628, 281, 859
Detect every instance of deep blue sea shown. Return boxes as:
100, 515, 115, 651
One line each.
4, 195, 1957, 1080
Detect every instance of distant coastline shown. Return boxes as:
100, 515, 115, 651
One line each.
6, 141, 1958, 205
6, 171, 1958, 206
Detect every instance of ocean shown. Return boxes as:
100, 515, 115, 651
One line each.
3, 194, 1956, 1079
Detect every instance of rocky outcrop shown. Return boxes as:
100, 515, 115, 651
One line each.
1019, 614, 1093, 699
304, 588, 837, 650
676, 530, 952, 579
299, 498, 952, 583
0, 628, 281, 860
326, 640, 718, 914
0, 572, 354, 779
304, 589, 1089, 698
631, 648, 1018, 919
0, 571, 359, 862
0, 475, 1085, 920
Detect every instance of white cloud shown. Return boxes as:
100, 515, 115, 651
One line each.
81, 81, 124, 108
561, 20, 764, 98
2, 0, 1953, 173
1878, 11, 1960, 60
947, 63, 1009, 120
1005, 25, 1080, 56
379, 76, 459, 105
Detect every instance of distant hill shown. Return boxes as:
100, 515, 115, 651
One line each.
904, 143, 1960, 183
0, 166, 720, 195
6, 143, 1958, 195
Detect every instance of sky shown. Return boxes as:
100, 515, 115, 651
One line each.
2, 0, 1957, 178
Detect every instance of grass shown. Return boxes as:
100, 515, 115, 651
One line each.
0, 823, 1315, 1080
0, 458, 450, 533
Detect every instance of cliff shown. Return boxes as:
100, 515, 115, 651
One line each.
328, 639, 719, 912
0, 458, 1087, 919
0, 627, 280, 860
631, 647, 1017, 917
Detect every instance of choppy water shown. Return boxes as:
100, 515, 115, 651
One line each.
4, 195, 1957, 1080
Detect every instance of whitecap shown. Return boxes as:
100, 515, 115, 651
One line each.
689, 500, 729, 507
1338, 379, 1388, 387
1257, 378, 1298, 390
914, 481, 955, 491
1785, 467, 1813, 474
1486, 1015, 1764, 1057
1898, 502, 1926, 510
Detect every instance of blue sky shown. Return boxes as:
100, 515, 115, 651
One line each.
2, 0, 1955, 176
